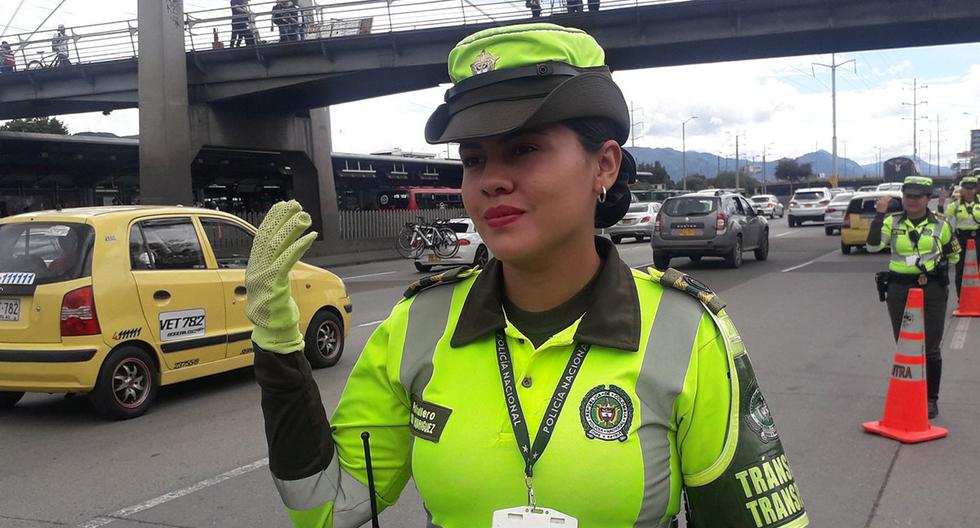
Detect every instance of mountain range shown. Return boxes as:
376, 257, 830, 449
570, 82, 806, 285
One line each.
625, 147, 955, 181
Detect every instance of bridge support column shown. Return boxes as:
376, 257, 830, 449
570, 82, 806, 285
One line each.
137, 0, 194, 206
187, 104, 341, 253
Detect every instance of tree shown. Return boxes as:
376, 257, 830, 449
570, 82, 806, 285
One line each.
0, 117, 69, 135
773, 158, 812, 182
684, 174, 708, 191
636, 161, 672, 186
709, 171, 759, 195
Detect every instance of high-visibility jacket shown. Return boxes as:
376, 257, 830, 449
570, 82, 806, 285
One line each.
944, 198, 980, 233
868, 212, 960, 273
254, 238, 808, 528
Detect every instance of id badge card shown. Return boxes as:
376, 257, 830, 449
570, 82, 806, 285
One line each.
905, 256, 918, 267
492, 506, 578, 527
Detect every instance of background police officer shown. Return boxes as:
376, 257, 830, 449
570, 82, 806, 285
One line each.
942, 175, 980, 297
867, 176, 960, 418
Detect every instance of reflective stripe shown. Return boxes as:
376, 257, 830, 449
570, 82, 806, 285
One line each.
275, 457, 373, 525
889, 216, 942, 267
633, 291, 703, 527
400, 283, 455, 397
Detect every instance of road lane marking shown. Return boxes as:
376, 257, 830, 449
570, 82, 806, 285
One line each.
950, 317, 971, 350
775, 232, 795, 238
75, 458, 269, 528
357, 319, 385, 328
780, 250, 838, 273
340, 271, 397, 280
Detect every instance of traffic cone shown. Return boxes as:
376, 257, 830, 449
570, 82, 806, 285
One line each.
954, 238, 980, 317
863, 288, 948, 443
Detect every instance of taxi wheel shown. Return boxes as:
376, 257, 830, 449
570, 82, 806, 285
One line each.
0, 391, 25, 409
91, 346, 158, 420
841, 243, 852, 255
305, 311, 344, 369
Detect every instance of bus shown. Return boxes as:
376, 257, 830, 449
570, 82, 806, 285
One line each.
376, 187, 463, 210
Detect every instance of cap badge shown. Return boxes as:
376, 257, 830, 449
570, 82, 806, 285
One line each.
470, 49, 500, 76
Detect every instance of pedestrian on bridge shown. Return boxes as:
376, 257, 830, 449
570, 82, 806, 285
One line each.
51, 25, 71, 67
0, 41, 15, 73
230, 0, 256, 47
867, 175, 960, 419
245, 23, 809, 528
272, 0, 301, 42
941, 175, 980, 297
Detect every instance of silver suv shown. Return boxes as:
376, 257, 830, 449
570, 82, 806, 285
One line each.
650, 191, 769, 269
787, 187, 832, 227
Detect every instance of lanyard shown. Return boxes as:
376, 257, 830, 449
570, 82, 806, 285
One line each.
494, 330, 589, 507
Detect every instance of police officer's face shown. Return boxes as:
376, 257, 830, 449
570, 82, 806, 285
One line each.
902, 193, 929, 217
963, 186, 977, 201
459, 124, 619, 265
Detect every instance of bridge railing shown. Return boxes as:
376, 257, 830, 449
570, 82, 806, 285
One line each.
0, 0, 683, 73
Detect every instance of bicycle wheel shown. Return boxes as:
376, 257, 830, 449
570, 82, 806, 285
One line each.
395, 226, 422, 259
27, 60, 44, 70
434, 227, 460, 258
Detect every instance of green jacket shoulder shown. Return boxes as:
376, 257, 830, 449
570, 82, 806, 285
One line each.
403, 265, 480, 299
639, 267, 727, 315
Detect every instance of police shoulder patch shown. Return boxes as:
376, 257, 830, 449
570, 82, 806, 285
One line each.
403, 265, 479, 299
646, 267, 726, 314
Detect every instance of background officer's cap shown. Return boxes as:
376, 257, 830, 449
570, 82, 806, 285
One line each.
960, 176, 978, 189
425, 23, 634, 228
902, 175, 933, 196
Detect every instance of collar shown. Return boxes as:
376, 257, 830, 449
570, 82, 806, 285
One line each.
899, 209, 936, 226
450, 236, 641, 351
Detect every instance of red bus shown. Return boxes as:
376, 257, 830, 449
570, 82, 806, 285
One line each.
376, 187, 463, 210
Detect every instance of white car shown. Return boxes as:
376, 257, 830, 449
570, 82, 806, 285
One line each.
749, 194, 785, 218
608, 202, 661, 243
876, 182, 904, 192
823, 192, 854, 235
787, 187, 832, 227
414, 218, 491, 272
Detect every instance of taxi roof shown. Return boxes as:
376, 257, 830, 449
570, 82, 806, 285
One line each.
0, 206, 247, 224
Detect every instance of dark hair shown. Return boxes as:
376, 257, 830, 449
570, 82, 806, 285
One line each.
564, 117, 621, 153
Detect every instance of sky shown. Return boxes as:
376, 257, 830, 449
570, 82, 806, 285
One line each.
3, 0, 980, 167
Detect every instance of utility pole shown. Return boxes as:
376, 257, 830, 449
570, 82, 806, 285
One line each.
717, 153, 721, 177
681, 116, 698, 191
874, 146, 882, 179
629, 101, 644, 149
735, 133, 740, 191
902, 78, 928, 160
813, 54, 856, 185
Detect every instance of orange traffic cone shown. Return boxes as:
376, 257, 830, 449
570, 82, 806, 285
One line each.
863, 288, 948, 443
954, 238, 980, 317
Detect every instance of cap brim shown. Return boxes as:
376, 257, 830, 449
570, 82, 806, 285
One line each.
902, 185, 931, 196
426, 73, 629, 144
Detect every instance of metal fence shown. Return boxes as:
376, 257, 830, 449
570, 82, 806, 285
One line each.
0, 0, 686, 73
232, 207, 469, 240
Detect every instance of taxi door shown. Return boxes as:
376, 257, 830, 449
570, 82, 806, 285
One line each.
130, 217, 227, 371
197, 216, 256, 359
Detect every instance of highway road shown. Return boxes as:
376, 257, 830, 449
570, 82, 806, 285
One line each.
2, 219, 979, 527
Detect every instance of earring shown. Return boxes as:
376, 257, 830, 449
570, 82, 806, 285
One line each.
598, 186, 607, 204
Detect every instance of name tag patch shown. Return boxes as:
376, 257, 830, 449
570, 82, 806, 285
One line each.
410, 397, 452, 442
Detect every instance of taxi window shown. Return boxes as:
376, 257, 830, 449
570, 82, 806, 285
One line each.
130, 218, 206, 270
0, 222, 94, 284
200, 218, 254, 269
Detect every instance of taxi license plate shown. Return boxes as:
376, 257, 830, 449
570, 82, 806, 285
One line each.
679, 228, 697, 237
0, 299, 20, 321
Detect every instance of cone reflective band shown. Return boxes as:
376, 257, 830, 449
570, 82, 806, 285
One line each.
863, 288, 948, 443
954, 238, 980, 317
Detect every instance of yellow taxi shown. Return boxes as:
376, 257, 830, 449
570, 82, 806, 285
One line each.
0, 206, 351, 419
840, 191, 902, 254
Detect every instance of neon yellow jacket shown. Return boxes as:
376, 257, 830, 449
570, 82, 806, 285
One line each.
253, 238, 808, 528
868, 212, 960, 273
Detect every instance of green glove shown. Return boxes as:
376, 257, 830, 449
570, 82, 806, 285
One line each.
246, 200, 318, 354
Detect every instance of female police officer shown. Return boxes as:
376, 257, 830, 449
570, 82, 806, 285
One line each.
245, 23, 808, 528
943, 175, 980, 296
867, 175, 960, 419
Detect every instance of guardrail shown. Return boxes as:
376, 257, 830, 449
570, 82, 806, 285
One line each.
0, 0, 686, 73
232, 207, 468, 240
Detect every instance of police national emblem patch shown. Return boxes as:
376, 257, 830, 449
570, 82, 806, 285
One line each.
580, 385, 632, 442
470, 49, 499, 75
744, 384, 779, 443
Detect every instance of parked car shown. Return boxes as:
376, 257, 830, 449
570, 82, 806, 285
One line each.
651, 191, 769, 269
787, 187, 832, 227
414, 217, 491, 272
823, 192, 854, 235
608, 202, 661, 243
748, 194, 785, 218
840, 191, 903, 254
0, 206, 352, 419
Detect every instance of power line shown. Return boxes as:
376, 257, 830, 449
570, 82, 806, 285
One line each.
1, 0, 28, 36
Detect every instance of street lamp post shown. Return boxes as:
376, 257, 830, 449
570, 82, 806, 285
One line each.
682, 116, 698, 191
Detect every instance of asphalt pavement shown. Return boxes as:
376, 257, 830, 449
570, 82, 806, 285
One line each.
2, 219, 979, 527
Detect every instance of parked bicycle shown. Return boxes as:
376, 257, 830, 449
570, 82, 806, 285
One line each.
26, 50, 70, 69
395, 217, 460, 259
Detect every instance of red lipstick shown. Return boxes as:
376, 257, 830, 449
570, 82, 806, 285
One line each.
484, 205, 525, 228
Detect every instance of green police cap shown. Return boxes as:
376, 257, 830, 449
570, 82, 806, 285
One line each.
902, 175, 933, 196
424, 23, 630, 144
961, 176, 978, 188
